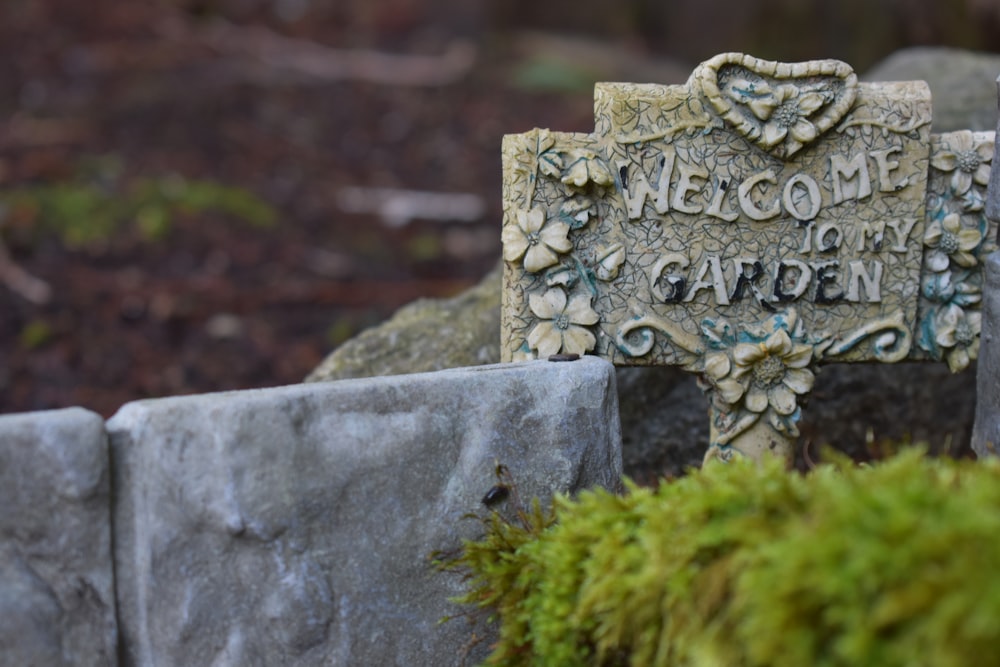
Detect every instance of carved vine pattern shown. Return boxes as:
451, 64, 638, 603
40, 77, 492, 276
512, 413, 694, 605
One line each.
505, 129, 617, 359
915, 131, 995, 372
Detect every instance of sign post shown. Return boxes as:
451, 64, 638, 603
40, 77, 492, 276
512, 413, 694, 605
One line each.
501, 54, 996, 462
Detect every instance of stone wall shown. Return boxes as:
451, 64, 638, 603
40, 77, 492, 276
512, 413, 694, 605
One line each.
1, 358, 622, 666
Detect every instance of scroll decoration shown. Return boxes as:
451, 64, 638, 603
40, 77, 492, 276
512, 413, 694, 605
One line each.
817, 312, 911, 363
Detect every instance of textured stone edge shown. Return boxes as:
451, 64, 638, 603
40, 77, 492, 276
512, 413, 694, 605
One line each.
0, 406, 119, 667
104, 357, 623, 665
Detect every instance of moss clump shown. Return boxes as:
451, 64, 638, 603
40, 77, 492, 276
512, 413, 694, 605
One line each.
449, 451, 1000, 666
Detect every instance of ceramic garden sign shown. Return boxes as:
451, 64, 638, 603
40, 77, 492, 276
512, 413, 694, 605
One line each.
500, 53, 997, 462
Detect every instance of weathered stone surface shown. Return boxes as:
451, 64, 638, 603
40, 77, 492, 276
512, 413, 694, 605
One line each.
109, 358, 621, 666
972, 96, 1000, 459
864, 47, 1000, 133
306, 262, 501, 381
973, 254, 1000, 458
0, 407, 117, 667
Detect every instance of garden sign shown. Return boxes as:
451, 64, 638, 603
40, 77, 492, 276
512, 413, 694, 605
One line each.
500, 53, 997, 462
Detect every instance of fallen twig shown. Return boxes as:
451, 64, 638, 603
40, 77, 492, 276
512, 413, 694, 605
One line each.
337, 186, 485, 227
0, 116, 93, 149
201, 21, 477, 87
0, 240, 51, 305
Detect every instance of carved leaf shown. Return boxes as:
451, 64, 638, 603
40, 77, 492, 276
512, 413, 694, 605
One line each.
538, 150, 564, 179
559, 197, 597, 230
595, 243, 626, 281
545, 264, 578, 288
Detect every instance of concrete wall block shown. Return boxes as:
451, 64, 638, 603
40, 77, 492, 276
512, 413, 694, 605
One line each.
0, 407, 117, 667
107, 358, 622, 666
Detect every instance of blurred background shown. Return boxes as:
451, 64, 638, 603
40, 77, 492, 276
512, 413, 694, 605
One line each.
2, 0, 1000, 417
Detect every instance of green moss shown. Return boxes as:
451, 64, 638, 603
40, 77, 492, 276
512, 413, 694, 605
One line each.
18, 318, 53, 349
447, 451, 1000, 666
1, 157, 276, 249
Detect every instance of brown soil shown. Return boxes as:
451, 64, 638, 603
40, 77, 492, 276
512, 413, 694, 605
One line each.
0, 0, 599, 417
2, 0, 997, 418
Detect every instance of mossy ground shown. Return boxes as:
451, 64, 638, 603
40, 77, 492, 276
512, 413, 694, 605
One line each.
444, 450, 1000, 666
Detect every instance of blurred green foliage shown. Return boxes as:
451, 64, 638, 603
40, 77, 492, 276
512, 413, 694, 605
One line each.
0, 155, 276, 248
511, 57, 598, 93
18, 318, 53, 349
445, 450, 1000, 666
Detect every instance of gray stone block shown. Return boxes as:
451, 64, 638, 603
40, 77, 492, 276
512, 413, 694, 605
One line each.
108, 358, 622, 666
0, 407, 117, 667
864, 47, 1000, 133
971, 79, 1000, 459
973, 254, 1000, 458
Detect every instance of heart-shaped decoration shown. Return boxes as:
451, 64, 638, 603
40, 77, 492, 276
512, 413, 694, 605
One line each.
694, 53, 858, 160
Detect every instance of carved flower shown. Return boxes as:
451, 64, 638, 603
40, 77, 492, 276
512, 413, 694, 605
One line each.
561, 150, 614, 188
746, 84, 826, 149
703, 350, 735, 389
708, 329, 814, 416
935, 304, 981, 372
526, 288, 599, 357
931, 131, 993, 195
923, 212, 983, 271
922, 269, 981, 308
502, 207, 572, 273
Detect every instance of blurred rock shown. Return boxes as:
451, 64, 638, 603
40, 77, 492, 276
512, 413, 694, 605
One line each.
109, 358, 621, 666
509, 31, 692, 90
306, 262, 502, 381
864, 47, 1000, 131
0, 407, 117, 667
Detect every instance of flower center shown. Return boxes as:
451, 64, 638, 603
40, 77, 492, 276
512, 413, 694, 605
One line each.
773, 102, 801, 128
957, 151, 981, 173
526, 231, 541, 246
752, 355, 786, 388
954, 320, 975, 346
939, 230, 960, 254
553, 314, 571, 330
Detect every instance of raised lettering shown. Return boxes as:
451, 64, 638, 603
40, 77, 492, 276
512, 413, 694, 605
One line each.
782, 173, 822, 221
798, 220, 815, 253
773, 259, 811, 302
737, 169, 781, 221
730, 257, 773, 310
857, 221, 885, 252
684, 255, 730, 305
812, 260, 843, 304
650, 253, 690, 302
885, 218, 918, 253
671, 161, 708, 214
815, 222, 843, 253
829, 152, 872, 204
705, 177, 739, 222
619, 147, 676, 219
846, 260, 883, 302
870, 146, 908, 193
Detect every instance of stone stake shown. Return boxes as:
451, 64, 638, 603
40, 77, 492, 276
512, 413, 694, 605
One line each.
972, 75, 1000, 459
